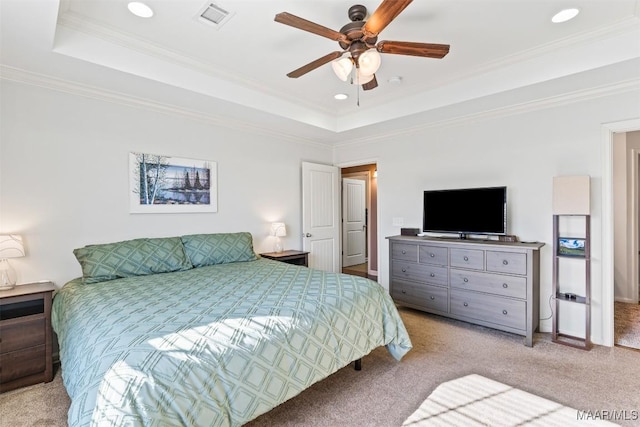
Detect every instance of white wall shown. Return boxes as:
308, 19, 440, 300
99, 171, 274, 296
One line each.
0, 81, 332, 288
334, 88, 640, 346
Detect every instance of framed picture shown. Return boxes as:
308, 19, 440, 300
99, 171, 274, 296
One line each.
557, 237, 586, 257
129, 152, 217, 213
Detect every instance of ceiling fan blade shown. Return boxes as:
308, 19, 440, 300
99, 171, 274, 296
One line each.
275, 12, 347, 43
286, 51, 344, 78
362, 74, 378, 91
363, 0, 413, 38
377, 41, 450, 58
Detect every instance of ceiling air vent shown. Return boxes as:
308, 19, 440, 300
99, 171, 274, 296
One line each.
197, 3, 234, 29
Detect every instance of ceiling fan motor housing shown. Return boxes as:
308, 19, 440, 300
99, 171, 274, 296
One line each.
348, 5, 367, 21
338, 21, 378, 50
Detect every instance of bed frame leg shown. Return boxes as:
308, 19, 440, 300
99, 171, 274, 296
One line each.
354, 358, 362, 371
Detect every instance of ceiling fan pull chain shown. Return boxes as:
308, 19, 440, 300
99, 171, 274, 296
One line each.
356, 73, 360, 107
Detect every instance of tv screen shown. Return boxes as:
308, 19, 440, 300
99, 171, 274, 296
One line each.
423, 186, 507, 237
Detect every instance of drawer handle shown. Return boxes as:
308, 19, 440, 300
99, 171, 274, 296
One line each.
463, 302, 469, 307
430, 273, 435, 277
430, 296, 435, 300
463, 256, 469, 261
402, 268, 407, 273
503, 260, 509, 265
402, 250, 406, 254
503, 310, 508, 315
401, 290, 406, 294
430, 253, 435, 258
503, 283, 508, 288
463, 278, 469, 283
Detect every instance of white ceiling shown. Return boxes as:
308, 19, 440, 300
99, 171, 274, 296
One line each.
1, 0, 639, 145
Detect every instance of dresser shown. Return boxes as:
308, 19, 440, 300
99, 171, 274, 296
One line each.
387, 235, 544, 346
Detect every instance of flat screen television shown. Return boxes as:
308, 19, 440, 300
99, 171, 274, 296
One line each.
423, 186, 507, 238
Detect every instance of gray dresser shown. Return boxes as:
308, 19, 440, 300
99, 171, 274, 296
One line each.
387, 235, 544, 346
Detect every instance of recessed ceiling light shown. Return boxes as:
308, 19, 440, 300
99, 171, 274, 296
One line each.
388, 76, 403, 84
334, 93, 348, 100
128, 2, 154, 18
552, 8, 579, 23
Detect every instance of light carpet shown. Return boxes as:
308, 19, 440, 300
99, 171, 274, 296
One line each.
614, 301, 640, 350
402, 374, 617, 426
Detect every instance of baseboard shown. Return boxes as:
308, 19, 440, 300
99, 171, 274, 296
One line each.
615, 298, 639, 304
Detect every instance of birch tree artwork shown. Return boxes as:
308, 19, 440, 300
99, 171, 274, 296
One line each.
129, 152, 217, 213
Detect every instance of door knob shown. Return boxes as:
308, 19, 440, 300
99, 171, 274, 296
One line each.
304, 233, 312, 237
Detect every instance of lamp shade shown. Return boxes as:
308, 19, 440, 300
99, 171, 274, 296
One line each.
355, 70, 374, 85
358, 49, 381, 76
552, 176, 590, 215
270, 222, 287, 237
0, 235, 25, 259
331, 57, 353, 81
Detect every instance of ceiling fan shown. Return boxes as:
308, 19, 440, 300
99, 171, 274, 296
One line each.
274, 0, 450, 91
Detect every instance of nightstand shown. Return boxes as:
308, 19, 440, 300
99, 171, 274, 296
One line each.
0, 281, 55, 393
260, 250, 309, 267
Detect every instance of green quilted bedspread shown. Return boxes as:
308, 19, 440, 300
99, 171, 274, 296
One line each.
52, 258, 412, 426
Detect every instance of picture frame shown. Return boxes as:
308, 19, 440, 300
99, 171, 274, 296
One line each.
129, 152, 217, 213
557, 237, 586, 257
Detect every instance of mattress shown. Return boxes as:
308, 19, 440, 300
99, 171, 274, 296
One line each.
52, 258, 412, 426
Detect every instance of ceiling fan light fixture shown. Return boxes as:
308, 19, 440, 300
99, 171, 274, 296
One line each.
127, 2, 154, 18
331, 57, 353, 81
358, 49, 382, 75
552, 8, 579, 23
356, 70, 375, 85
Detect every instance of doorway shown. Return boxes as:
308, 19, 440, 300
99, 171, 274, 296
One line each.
612, 130, 640, 350
341, 164, 378, 281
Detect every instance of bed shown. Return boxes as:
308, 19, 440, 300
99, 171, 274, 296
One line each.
52, 232, 412, 426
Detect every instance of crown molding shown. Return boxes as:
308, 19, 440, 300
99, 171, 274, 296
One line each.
334, 77, 640, 149
56, 11, 336, 117
55, 10, 640, 124
0, 64, 331, 151
341, 16, 640, 106
2, 64, 638, 151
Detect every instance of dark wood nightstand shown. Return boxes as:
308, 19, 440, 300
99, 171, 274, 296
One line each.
260, 250, 309, 267
0, 281, 55, 393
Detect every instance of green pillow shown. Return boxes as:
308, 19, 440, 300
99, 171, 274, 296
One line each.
74, 237, 193, 284
181, 232, 257, 267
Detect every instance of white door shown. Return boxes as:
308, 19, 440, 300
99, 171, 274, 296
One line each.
302, 162, 340, 272
342, 178, 366, 267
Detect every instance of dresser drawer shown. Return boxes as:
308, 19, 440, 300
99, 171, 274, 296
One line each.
450, 270, 527, 299
418, 245, 448, 266
450, 248, 484, 270
391, 243, 418, 262
392, 261, 448, 285
450, 290, 526, 330
391, 280, 448, 313
0, 345, 46, 383
486, 251, 527, 275
0, 316, 45, 354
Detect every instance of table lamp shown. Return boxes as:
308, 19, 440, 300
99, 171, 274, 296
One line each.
0, 234, 25, 290
270, 222, 286, 253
